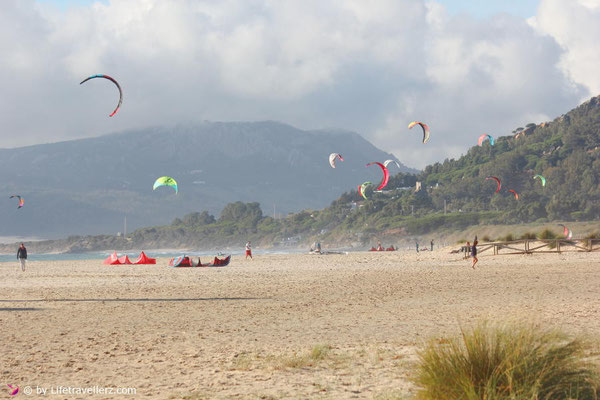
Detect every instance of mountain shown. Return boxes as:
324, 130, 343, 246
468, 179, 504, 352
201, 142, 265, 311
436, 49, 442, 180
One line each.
0, 121, 414, 238
4, 95, 599, 253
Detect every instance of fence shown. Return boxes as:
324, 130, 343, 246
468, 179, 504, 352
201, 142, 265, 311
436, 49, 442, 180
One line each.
462, 238, 600, 258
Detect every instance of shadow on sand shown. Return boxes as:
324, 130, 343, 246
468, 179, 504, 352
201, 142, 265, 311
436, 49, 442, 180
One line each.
0, 297, 267, 303
0, 307, 44, 311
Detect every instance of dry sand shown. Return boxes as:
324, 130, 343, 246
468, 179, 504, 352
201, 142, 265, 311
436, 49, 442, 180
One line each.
1, 250, 600, 399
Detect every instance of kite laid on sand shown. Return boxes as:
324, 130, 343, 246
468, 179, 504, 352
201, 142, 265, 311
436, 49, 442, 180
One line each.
558, 224, 573, 239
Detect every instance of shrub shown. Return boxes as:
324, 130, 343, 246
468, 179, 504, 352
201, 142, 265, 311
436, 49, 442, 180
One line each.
520, 232, 537, 240
413, 321, 600, 400
538, 228, 557, 240
585, 232, 600, 240
481, 235, 492, 242
310, 344, 330, 361
499, 233, 514, 242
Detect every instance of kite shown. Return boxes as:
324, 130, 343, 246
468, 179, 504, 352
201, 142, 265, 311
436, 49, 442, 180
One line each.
383, 159, 401, 169
485, 176, 501, 193
80, 74, 123, 117
358, 181, 372, 200
329, 153, 344, 168
507, 189, 519, 200
153, 177, 178, 194
408, 121, 430, 144
366, 162, 390, 190
9, 195, 24, 209
478, 134, 494, 146
558, 224, 573, 239
533, 174, 546, 187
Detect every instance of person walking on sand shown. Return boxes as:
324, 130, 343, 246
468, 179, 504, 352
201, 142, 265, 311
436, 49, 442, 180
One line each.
471, 238, 478, 269
430, 239, 434, 251
415, 241, 419, 252
17, 243, 27, 271
245, 241, 253, 259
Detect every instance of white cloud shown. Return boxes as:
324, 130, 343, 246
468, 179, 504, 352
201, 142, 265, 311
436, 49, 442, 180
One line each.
531, 0, 600, 96
0, 0, 597, 169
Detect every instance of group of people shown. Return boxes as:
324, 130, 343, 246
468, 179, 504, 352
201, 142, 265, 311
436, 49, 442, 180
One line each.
415, 240, 434, 252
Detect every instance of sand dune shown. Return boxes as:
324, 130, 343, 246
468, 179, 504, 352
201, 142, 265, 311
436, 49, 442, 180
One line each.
1, 250, 599, 399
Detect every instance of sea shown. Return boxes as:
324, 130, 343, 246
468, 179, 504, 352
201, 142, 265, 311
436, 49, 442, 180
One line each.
0, 248, 310, 263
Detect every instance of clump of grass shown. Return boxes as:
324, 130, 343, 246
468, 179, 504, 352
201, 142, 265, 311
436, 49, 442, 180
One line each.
413, 321, 600, 400
585, 232, 600, 240
230, 352, 253, 370
481, 235, 492, 242
310, 344, 330, 360
457, 238, 467, 244
498, 233, 515, 242
520, 232, 537, 240
273, 344, 332, 369
539, 228, 557, 240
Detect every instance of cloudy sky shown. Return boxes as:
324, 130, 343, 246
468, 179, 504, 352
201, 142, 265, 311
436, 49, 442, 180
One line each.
2, 0, 599, 169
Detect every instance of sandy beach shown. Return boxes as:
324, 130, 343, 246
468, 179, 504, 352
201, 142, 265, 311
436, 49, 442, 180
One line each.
1, 250, 600, 399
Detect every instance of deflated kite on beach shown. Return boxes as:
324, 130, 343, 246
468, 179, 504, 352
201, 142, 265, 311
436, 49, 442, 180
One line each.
558, 224, 573, 239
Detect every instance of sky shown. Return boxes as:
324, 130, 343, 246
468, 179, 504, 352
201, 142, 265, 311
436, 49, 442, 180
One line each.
2, 0, 599, 169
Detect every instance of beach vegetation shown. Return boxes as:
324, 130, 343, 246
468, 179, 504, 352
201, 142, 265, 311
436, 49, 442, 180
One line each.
413, 321, 600, 400
539, 228, 558, 240
519, 231, 537, 240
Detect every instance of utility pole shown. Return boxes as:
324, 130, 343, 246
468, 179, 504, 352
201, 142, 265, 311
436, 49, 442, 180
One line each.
124, 216, 127, 237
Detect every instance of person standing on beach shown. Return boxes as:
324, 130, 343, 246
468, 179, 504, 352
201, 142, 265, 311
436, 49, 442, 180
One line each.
245, 241, 252, 259
430, 239, 434, 251
471, 238, 478, 269
17, 243, 27, 271
415, 241, 419, 252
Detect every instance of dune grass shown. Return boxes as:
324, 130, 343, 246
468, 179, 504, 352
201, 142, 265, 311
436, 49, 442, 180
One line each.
413, 321, 599, 400
538, 228, 558, 240
520, 232, 538, 240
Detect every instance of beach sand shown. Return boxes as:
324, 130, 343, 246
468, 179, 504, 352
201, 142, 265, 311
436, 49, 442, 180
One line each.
1, 250, 599, 399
